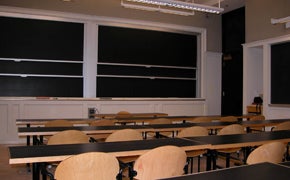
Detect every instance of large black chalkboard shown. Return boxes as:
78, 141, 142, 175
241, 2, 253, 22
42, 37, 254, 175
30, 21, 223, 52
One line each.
98, 25, 197, 67
0, 16, 84, 97
271, 41, 290, 104
0, 16, 84, 60
97, 25, 197, 98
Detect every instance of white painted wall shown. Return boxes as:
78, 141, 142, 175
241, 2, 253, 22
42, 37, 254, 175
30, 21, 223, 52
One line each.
0, 98, 208, 144
204, 51, 222, 115
243, 34, 290, 119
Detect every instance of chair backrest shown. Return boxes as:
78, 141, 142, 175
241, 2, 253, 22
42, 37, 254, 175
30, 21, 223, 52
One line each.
115, 111, 132, 118
47, 130, 90, 145
218, 124, 245, 135
90, 119, 115, 126
177, 126, 208, 137
249, 115, 265, 121
54, 152, 120, 180
105, 129, 143, 142
220, 116, 238, 122
246, 141, 286, 165
133, 145, 187, 180
190, 117, 212, 123
45, 120, 73, 127
272, 121, 290, 131
148, 118, 172, 125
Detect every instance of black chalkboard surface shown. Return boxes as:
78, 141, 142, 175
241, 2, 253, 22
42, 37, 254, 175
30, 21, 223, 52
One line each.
0, 16, 84, 97
271, 41, 290, 104
97, 25, 197, 98
0, 16, 84, 60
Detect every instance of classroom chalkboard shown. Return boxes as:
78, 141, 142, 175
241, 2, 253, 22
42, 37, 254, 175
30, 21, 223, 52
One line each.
0, 16, 84, 60
0, 16, 84, 97
97, 25, 197, 98
271, 41, 290, 104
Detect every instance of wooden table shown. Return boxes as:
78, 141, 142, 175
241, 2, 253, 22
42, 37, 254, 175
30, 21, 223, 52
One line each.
9, 138, 210, 180
16, 118, 99, 126
94, 112, 168, 118
18, 125, 154, 145
160, 162, 290, 180
18, 119, 290, 145
185, 130, 290, 170
16, 114, 260, 127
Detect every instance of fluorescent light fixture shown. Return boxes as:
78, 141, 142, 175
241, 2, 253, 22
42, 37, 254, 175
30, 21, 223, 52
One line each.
121, 1, 195, 16
121, 0, 224, 15
271, 16, 290, 29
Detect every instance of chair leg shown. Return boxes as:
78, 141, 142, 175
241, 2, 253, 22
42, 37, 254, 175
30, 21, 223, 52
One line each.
226, 153, 230, 168
190, 157, 193, 173
197, 155, 201, 172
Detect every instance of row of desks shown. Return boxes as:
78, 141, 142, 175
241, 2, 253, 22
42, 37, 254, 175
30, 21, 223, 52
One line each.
9, 130, 290, 180
160, 162, 290, 180
17, 118, 290, 138
16, 114, 259, 126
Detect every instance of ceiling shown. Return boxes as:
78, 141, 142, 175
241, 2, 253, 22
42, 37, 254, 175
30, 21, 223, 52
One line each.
194, 0, 245, 13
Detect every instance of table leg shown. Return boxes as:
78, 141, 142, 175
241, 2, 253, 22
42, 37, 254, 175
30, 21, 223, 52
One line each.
26, 124, 31, 172
206, 150, 217, 171
32, 163, 40, 180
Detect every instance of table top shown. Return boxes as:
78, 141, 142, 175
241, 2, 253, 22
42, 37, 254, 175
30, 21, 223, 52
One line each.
160, 162, 290, 180
186, 130, 290, 150
17, 125, 154, 136
9, 138, 210, 164
17, 120, 290, 137
16, 114, 259, 126
238, 118, 290, 127
94, 112, 168, 118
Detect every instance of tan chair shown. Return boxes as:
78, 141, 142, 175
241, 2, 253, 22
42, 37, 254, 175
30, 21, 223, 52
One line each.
105, 129, 143, 178
177, 126, 208, 172
216, 124, 246, 168
272, 121, 290, 131
105, 129, 143, 143
43, 120, 73, 143
189, 117, 212, 123
47, 130, 90, 145
54, 152, 120, 180
90, 120, 116, 141
220, 116, 238, 122
248, 115, 266, 132
43, 130, 91, 179
246, 142, 286, 165
272, 121, 290, 160
133, 145, 187, 180
147, 118, 173, 138
115, 111, 132, 118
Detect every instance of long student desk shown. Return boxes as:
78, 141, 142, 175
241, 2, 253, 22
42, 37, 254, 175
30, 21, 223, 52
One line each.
9, 138, 210, 180
11, 130, 290, 180
18, 125, 154, 145
18, 119, 290, 145
94, 112, 168, 118
185, 130, 290, 170
14, 115, 243, 126
160, 162, 290, 180
16, 118, 99, 126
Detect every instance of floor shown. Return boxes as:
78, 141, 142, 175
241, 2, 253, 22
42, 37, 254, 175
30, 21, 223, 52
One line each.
0, 144, 31, 180
0, 144, 241, 180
